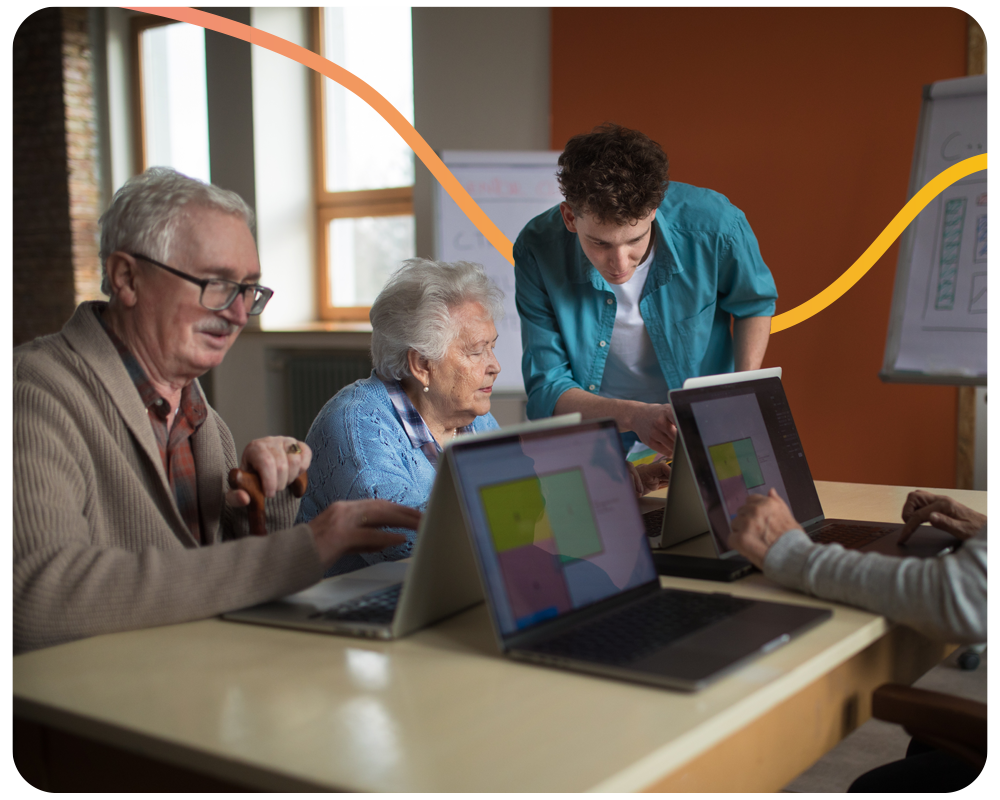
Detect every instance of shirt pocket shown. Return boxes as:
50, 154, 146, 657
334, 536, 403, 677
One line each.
673, 302, 716, 373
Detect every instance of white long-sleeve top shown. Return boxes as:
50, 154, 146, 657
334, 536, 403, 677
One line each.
763, 525, 987, 644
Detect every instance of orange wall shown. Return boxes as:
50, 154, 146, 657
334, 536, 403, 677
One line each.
552, 7, 968, 488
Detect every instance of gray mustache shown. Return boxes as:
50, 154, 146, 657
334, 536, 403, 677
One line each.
197, 320, 239, 335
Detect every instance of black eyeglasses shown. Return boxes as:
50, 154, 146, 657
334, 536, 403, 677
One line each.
130, 254, 274, 315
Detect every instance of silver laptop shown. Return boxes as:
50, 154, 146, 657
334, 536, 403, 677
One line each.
448, 418, 831, 691
222, 415, 581, 640
641, 368, 782, 549
668, 377, 959, 559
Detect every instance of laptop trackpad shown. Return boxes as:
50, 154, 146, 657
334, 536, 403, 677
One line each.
865, 523, 959, 558
631, 602, 829, 685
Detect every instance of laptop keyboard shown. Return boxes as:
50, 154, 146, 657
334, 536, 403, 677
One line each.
309, 583, 403, 625
523, 589, 753, 667
809, 523, 897, 549
642, 507, 665, 538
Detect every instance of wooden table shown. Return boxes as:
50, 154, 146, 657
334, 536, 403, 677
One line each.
13, 482, 984, 792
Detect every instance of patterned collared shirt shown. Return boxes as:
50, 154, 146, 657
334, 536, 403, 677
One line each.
381, 376, 474, 470
96, 307, 208, 542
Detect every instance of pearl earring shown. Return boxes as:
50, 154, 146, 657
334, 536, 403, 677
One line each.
423, 384, 429, 393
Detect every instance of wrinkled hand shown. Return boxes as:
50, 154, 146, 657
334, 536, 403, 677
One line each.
308, 499, 422, 569
625, 460, 672, 497
226, 436, 312, 507
898, 490, 987, 544
631, 403, 677, 456
728, 488, 801, 569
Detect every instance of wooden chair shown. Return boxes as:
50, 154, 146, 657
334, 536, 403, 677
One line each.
871, 683, 987, 771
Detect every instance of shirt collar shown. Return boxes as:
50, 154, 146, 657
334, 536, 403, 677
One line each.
380, 374, 475, 453
382, 375, 437, 451
94, 305, 207, 427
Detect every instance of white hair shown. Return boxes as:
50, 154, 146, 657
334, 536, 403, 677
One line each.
98, 167, 254, 295
370, 259, 505, 380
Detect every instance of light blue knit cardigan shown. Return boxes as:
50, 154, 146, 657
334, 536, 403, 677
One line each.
295, 372, 498, 575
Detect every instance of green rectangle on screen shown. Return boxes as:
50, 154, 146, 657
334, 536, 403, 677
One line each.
732, 437, 764, 488
538, 469, 603, 561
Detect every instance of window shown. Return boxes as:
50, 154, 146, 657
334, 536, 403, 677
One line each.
312, 7, 415, 321
131, 16, 210, 181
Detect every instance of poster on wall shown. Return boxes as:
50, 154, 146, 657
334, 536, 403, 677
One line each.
435, 151, 562, 394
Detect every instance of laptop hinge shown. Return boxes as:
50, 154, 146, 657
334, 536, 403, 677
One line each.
800, 515, 826, 532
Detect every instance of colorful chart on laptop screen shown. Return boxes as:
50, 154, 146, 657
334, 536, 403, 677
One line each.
708, 438, 766, 517
452, 422, 657, 636
691, 393, 791, 520
480, 469, 606, 628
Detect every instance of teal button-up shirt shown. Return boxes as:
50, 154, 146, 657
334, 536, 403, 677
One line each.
513, 182, 778, 421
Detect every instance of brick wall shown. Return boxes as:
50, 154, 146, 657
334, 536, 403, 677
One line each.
63, 8, 103, 307
13, 8, 102, 347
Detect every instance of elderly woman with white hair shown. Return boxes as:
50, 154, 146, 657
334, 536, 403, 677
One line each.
296, 258, 504, 575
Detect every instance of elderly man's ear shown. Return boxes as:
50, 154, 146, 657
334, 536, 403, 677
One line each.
105, 252, 141, 307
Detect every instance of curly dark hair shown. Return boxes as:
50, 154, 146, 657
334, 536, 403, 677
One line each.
557, 123, 670, 225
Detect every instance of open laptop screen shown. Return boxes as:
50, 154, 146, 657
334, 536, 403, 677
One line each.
450, 420, 657, 638
670, 378, 824, 556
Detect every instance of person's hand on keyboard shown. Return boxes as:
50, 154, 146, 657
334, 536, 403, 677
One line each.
728, 488, 801, 568
308, 500, 421, 569
625, 459, 672, 497
897, 491, 987, 544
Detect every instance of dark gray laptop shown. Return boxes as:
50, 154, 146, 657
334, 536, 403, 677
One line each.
668, 377, 959, 559
448, 419, 831, 692
641, 368, 782, 549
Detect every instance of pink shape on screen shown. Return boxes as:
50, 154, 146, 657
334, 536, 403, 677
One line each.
497, 544, 572, 622
719, 475, 749, 518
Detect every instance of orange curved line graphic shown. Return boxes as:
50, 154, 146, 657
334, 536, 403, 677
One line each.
127, 6, 515, 265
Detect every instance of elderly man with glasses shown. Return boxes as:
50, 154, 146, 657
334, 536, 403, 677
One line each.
13, 167, 419, 653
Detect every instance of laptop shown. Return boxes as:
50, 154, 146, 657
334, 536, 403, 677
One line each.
447, 418, 831, 692
682, 366, 782, 390
641, 368, 782, 549
223, 414, 582, 639
668, 377, 960, 559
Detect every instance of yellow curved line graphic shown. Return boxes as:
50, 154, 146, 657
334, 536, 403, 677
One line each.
770, 154, 987, 333
127, 6, 515, 265
129, 8, 986, 335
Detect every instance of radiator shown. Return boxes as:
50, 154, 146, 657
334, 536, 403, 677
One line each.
282, 350, 373, 441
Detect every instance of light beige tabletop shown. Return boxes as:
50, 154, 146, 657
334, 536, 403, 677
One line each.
13, 482, 985, 792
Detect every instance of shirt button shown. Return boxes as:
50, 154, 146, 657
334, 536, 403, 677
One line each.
606, 298, 614, 305
599, 340, 606, 347
588, 384, 596, 391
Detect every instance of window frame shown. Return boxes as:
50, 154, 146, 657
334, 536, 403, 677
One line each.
310, 7, 415, 322
130, 14, 177, 175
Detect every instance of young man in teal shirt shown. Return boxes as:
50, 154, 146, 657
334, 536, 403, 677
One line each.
513, 124, 777, 455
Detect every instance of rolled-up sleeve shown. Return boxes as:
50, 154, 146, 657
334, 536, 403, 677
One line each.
717, 209, 778, 319
514, 240, 584, 419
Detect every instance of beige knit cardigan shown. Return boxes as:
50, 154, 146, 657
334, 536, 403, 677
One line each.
13, 302, 324, 653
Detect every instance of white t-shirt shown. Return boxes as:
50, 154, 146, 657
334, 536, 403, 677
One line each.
600, 244, 671, 402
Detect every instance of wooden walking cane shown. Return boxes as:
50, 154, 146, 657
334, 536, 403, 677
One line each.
228, 468, 308, 536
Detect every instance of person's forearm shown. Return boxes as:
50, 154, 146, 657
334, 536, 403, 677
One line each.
733, 315, 771, 371
764, 529, 988, 643
554, 388, 646, 433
